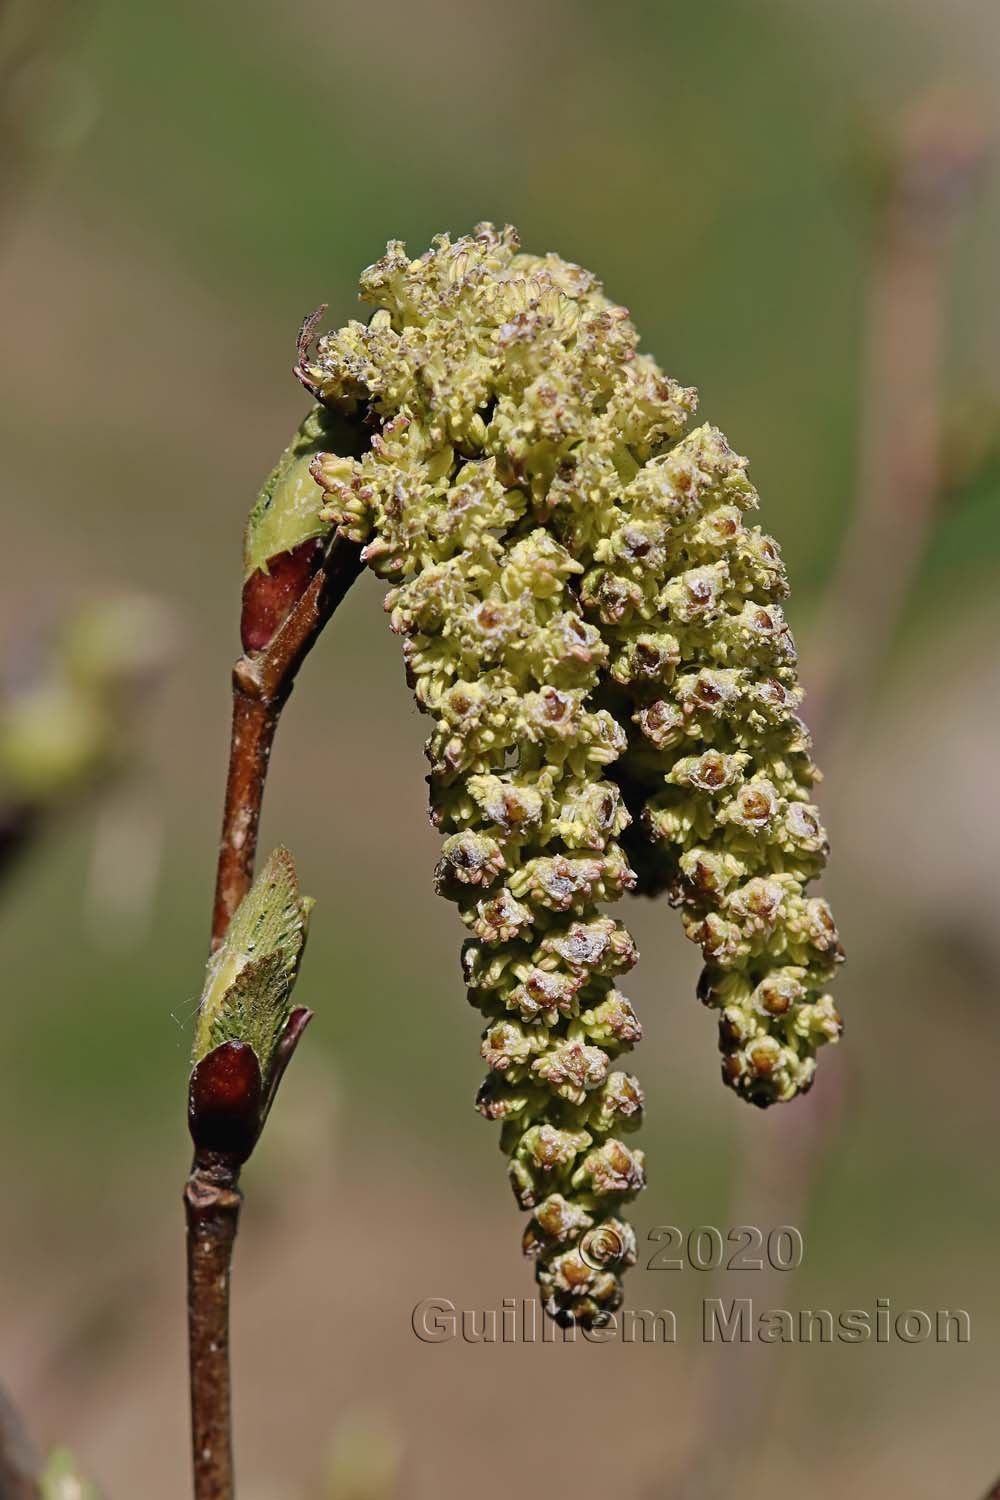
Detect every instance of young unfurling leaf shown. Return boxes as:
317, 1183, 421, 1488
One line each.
189, 848, 313, 1161
193, 845, 312, 1069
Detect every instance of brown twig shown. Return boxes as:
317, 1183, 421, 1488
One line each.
0, 1383, 41, 1500
184, 1153, 243, 1500
807, 100, 987, 752
187, 527, 362, 1500
210, 532, 363, 949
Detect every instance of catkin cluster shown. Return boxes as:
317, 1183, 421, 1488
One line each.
304, 225, 843, 1324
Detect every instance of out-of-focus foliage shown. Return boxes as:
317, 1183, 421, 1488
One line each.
0, 597, 169, 803
41, 1448, 101, 1500
322, 1408, 400, 1500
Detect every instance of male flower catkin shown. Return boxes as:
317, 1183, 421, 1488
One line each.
296, 225, 842, 1324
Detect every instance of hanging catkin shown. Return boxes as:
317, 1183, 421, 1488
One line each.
296, 225, 843, 1325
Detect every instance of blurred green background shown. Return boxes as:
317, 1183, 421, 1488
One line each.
1, 0, 999, 1496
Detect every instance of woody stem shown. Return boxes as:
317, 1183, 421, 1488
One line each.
210, 532, 363, 949
187, 528, 362, 1500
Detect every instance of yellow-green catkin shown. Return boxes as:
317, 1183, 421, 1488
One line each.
306, 225, 843, 1324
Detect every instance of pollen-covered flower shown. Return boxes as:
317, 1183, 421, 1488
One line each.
300, 225, 842, 1322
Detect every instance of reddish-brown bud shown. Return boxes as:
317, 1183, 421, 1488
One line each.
240, 539, 323, 652
188, 1040, 263, 1162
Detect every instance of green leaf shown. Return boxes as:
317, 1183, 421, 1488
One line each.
243, 405, 334, 581
193, 847, 313, 1070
